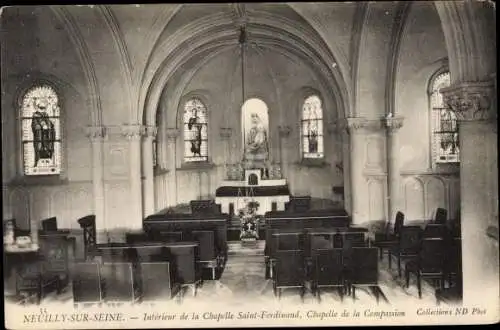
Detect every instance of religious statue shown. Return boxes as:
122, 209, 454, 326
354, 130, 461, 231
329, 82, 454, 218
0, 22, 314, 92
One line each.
188, 107, 203, 157
245, 112, 269, 161
31, 97, 56, 167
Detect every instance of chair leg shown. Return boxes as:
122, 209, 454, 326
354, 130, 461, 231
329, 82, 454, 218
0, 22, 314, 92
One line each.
398, 256, 402, 277
212, 267, 216, 280
405, 268, 410, 288
388, 251, 392, 269
417, 273, 422, 299
379, 247, 383, 260
317, 288, 321, 303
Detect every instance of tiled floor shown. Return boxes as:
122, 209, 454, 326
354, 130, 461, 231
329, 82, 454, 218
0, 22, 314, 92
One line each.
5, 241, 447, 307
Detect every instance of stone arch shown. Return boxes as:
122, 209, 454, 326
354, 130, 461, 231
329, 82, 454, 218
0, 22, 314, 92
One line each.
140, 7, 351, 127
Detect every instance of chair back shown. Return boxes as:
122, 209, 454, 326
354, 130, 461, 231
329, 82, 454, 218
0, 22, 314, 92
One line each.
332, 231, 343, 248
399, 226, 422, 253
39, 235, 69, 276
41, 217, 58, 232
275, 249, 305, 287
310, 234, 332, 251
344, 232, 366, 247
159, 231, 183, 243
100, 262, 136, 302
77, 215, 97, 260
423, 223, 448, 239
315, 248, 343, 286
434, 208, 447, 224
192, 230, 216, 261
349, 247, 378, 285
419, 238, 446, 273
394, 211, 405, 236
139, 262, 175, 301
72, 262, 102, 303
274, 232, 303, 251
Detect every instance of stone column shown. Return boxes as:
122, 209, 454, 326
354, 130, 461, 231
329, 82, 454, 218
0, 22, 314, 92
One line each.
383, 117, 404, 223
85, 125, 107, 243
165, 128, 179, 207
278, 125, 291, 178
220, 127, 233, 165
142, 125, 157, 217
122, 124, 145, 231
442, 81, 498, 305
346, 118, 382, 225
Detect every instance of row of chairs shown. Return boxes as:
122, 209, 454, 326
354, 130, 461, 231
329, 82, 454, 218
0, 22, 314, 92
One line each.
266, 228, 370, 278
125, 230, 223, 280
72, 261, 180, 306
272, 247, 387, 303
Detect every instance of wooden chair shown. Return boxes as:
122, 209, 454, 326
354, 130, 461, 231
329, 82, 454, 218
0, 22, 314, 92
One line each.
15, 236, 69, 304
313, 248, 345, 302
100, 262, 138, 304
343, 232, 367, 247
72, 262, 102, 306
139, 262, 181, 302
444, 237, 462, 288
41, 217, 58, 232
273, 250, 306, 301
434, 208, 447, 224
166, 243, 201, 298
349, 247, 387, 303
405, 238, 446, 298
423, 223, 448, 239
77, 215, 96, 260
389, 226, 422, 276
192, 230, 218, 280
373, 211, 405, 260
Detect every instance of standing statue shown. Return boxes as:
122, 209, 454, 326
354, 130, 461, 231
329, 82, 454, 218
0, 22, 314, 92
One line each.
31, 98, 55, 167
188, 108, 203, 157
245, 112, 269, 160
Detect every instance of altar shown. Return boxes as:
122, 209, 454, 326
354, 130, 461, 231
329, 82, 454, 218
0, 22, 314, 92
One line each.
215, 166, 290, 216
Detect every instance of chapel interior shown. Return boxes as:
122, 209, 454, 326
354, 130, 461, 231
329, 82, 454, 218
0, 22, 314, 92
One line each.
1, 2, 498, 309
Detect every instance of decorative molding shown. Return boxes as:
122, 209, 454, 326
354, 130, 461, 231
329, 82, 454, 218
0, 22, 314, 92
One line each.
121, 124, 145, 140
85, 125, 107, 140
278, 125, 292, 138
219, 127, 233, 139
383, 116, 404, 133
165, 128, 180, 141
442, 81, 495, 121
346, 117, 384, 133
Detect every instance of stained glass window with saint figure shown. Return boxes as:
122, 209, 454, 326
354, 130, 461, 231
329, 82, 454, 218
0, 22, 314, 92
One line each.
301, 95, 324, 159
21, 85, 62, 175
183, 98, 208, 162
430, 71, 459, 163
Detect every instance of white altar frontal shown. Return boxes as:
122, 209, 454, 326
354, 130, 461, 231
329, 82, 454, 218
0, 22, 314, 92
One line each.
215, 167, 290, 216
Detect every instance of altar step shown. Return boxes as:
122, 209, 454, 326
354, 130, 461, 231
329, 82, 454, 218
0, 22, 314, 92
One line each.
227, 240, 265, 256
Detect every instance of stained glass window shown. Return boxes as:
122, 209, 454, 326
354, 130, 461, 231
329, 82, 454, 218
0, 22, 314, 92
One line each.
301, 95, 324, 159
430, 71, 459, 163
183, 98, 208, 162
21, 85, 62, 175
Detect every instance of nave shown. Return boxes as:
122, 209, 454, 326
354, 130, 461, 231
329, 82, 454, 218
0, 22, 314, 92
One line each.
4, 200, 461, 308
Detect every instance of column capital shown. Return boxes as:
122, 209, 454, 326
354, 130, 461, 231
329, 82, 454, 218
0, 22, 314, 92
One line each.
219, 127, 232, 139
441, 81, 496, 121
143, 125, 157, 139
346, 117, 383, 133
121, 124, 145, 140
166, 128, 180, 141
383, 116, 404, 132
278, 125, 292, 138
85, 125, 107, 141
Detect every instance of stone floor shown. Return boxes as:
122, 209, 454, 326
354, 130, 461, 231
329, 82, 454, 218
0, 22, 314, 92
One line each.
5, 240, 450, 307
